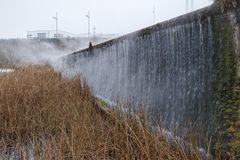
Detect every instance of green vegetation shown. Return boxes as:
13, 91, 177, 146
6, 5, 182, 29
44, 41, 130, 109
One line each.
96, 98, 109, 109
215, 0, 239, 11
212, 8, 240, 159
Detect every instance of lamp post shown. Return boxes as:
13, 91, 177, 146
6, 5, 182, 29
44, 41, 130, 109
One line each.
53, 12, 58, 38
85, 11, 90, 38
186, 0, 189, 12
190, 0, 194, 11
93, 26, 96, 37
153, 5, 156, 24
186, 0, 194, 12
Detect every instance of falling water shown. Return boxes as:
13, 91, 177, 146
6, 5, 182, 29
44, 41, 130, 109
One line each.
61, 4, 240, 146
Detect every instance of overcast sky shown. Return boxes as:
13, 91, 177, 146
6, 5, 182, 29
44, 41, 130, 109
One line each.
0, 0, 212, 39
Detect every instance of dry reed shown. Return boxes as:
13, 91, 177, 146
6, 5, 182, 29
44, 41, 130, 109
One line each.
0, 65, 201, 160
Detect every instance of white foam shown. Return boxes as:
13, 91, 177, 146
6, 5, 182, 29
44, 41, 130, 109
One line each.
0, 69, 14, 74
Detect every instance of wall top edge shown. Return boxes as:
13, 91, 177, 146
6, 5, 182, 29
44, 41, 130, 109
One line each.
72, 2, 240, 55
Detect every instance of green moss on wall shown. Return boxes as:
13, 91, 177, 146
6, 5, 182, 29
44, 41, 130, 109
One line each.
215, 0, 239, 12
212, 11, 240, 158
229, 76, 240, 155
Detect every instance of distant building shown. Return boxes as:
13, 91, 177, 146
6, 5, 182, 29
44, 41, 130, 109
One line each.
27, 30, 77, 39
27, 30, 118, 39
94, 33, 118, 39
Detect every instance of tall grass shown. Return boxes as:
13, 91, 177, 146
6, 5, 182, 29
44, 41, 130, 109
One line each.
0, 65, 201, 159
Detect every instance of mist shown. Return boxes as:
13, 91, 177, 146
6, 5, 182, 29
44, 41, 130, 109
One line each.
0, 38, 109, 68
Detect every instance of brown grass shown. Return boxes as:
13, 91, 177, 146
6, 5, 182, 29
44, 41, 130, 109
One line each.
0, 65, 201, 160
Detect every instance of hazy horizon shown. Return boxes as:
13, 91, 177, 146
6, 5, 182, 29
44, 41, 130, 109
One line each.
0, 0, 212, 39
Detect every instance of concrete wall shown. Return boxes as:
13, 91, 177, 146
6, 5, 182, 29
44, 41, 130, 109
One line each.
63, 3, 240, 154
